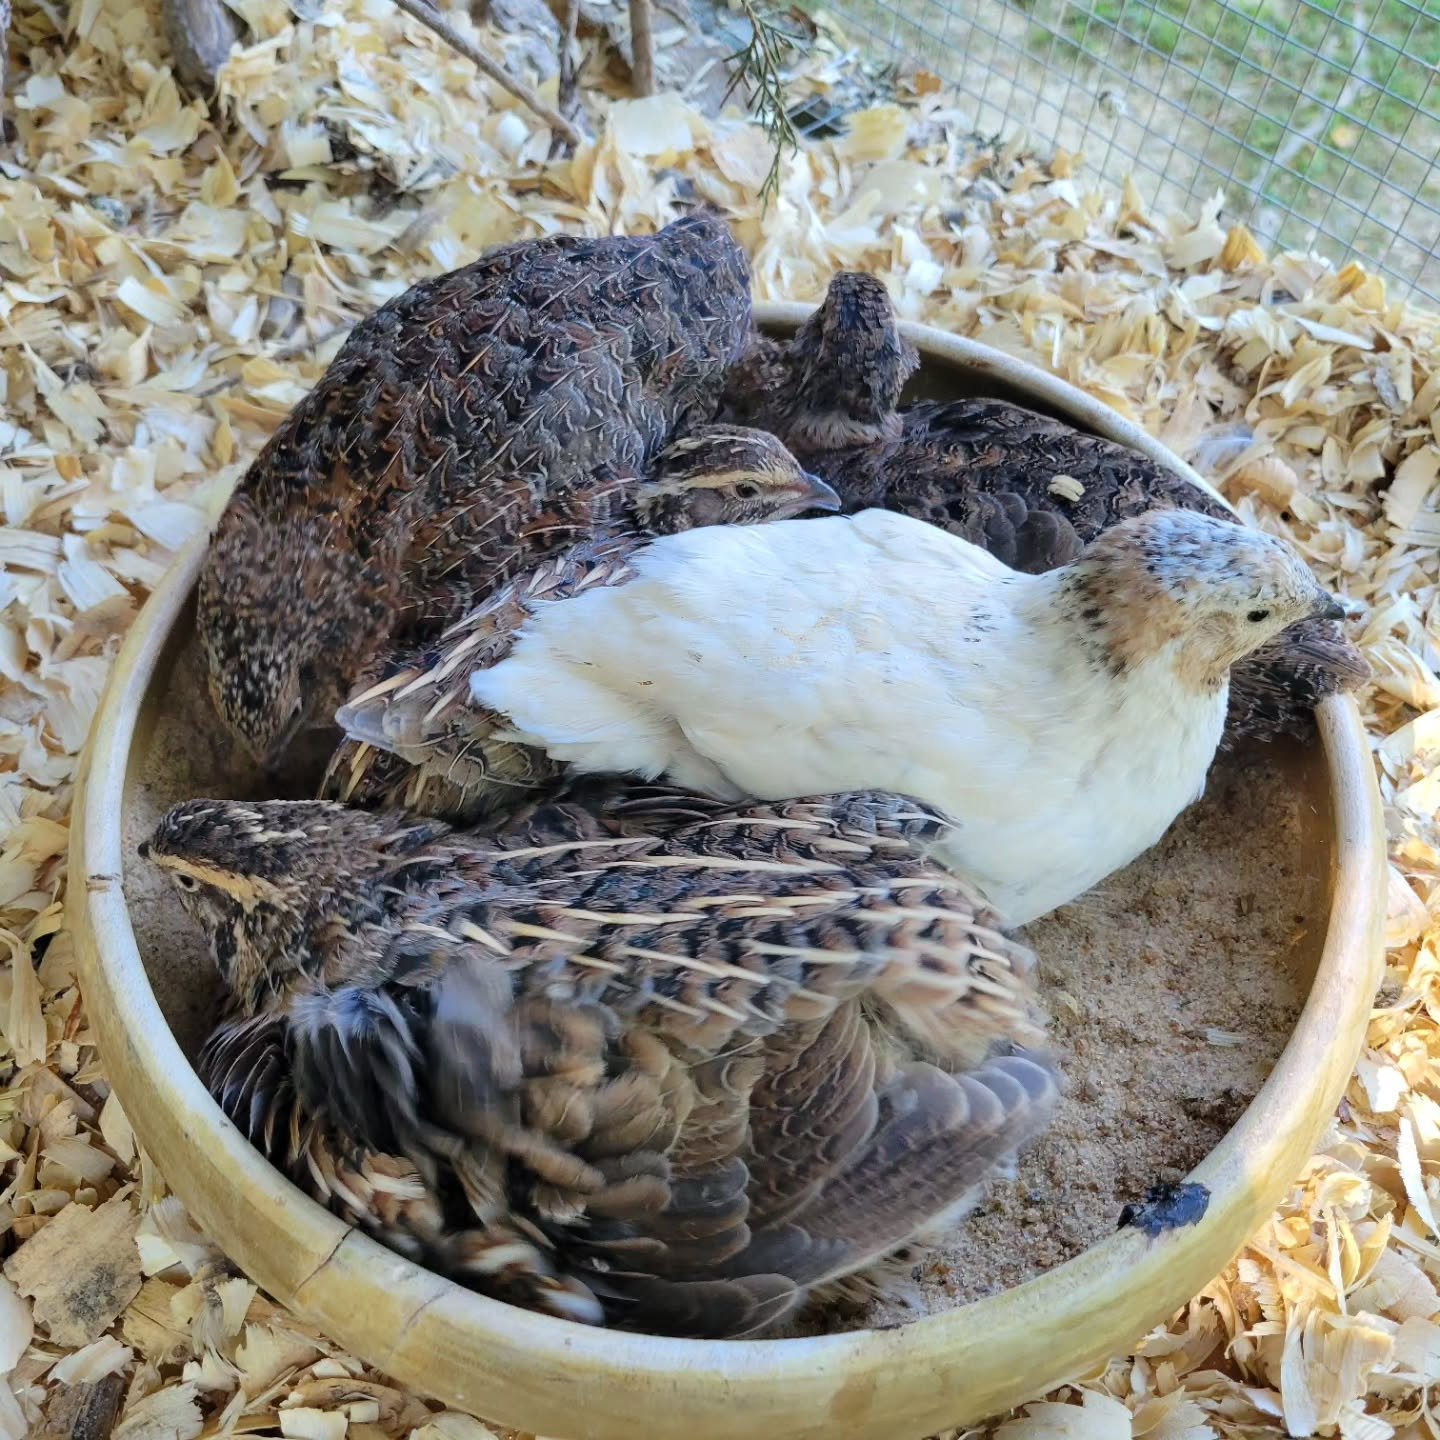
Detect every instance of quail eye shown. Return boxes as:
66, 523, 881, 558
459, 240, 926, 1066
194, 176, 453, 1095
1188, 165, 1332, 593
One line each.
1247, 608, 1270, 623
174, 873, 199, 892
735, 481, 760, 499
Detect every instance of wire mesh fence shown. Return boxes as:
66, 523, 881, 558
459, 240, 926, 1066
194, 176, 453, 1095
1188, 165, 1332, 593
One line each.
817, 0, 1440, 303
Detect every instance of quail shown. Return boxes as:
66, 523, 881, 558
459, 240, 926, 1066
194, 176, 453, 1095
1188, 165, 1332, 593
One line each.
719, 270, 1369, 748
321, 425, 839, 819
344, 505, 1346, 927
141, 787, 1057, 1338
199, 213, 755, 768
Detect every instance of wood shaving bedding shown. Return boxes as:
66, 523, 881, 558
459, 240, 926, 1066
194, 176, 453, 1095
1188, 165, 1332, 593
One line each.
0, 2, 1437, 1436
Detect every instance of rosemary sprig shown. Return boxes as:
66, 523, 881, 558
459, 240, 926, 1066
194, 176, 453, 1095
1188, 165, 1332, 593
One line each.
721, 1, 804, 207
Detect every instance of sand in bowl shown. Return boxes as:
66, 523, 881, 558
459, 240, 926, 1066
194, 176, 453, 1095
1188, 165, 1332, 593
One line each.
786, 740, 1327, 1335
125, 625, 1328, 1335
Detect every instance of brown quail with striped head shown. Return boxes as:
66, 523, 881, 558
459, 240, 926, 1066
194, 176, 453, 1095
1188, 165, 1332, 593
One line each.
142, 787, 1057, 1338
319, 424, 838, 820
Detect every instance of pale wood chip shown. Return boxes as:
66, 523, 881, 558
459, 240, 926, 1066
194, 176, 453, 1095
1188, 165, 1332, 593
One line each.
4, 1197, 142, 1348
0, 1276, 31, 1372
112, 1382, 202, 1440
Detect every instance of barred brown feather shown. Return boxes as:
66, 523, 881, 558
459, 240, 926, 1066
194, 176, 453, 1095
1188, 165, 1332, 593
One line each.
146, 788, 1056, 1338
323, 534, 641, 821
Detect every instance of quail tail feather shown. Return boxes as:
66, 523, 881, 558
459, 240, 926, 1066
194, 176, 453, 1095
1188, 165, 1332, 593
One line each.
326, 534, 641, 821
1224, 618, 1371, 748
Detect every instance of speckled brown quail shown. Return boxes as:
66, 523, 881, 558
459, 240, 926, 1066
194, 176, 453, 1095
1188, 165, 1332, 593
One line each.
199, 213, 754, 768
320, 425, 838, 820
719, 271, 1369, 747
141, 788, 1057, 1339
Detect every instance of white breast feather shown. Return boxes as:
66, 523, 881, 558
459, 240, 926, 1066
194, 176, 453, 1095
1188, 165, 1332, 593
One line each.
467, 510, 1229, 927
472, 514, 1008, 792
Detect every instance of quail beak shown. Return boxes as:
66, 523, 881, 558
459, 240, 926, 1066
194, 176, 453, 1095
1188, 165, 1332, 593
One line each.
1311, 590, 1349, 622
797, 472, 842, 514
136, 839, 150, 861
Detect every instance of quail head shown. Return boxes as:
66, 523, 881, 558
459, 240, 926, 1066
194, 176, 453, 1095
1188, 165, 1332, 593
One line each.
722, 271, 919, 457
718, 268, 1368, 748
622, 424, 839, 532
365, 504, 1346, 926
199, 213, 754, 769
321, 424, 837, 821
142, 787, 1057, 1338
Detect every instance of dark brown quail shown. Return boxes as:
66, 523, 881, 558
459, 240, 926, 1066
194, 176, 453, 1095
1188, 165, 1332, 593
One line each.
723, 270, 919, 461
199, 213, 754, 768
320, 425, 839, 820
141, 788, 1057, 1339
719, 271, 1369, 747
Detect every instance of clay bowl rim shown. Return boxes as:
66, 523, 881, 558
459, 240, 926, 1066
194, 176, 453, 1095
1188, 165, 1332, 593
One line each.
68, 308, 1386, 1440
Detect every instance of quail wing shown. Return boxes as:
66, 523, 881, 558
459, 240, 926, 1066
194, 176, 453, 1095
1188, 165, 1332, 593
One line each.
323, 532, 641, 819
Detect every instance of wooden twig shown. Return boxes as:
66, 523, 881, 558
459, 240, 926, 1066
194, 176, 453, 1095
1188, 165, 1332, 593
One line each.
551, 0, 581, 157
557, 0, 580, 115
389, 0, 582, 145
628, 0, 654, 96
0, 0, 11, 139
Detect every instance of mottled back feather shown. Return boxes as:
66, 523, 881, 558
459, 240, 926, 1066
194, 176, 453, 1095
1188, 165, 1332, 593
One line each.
150, 790, 1057, 1338
198, 214, 754, 762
